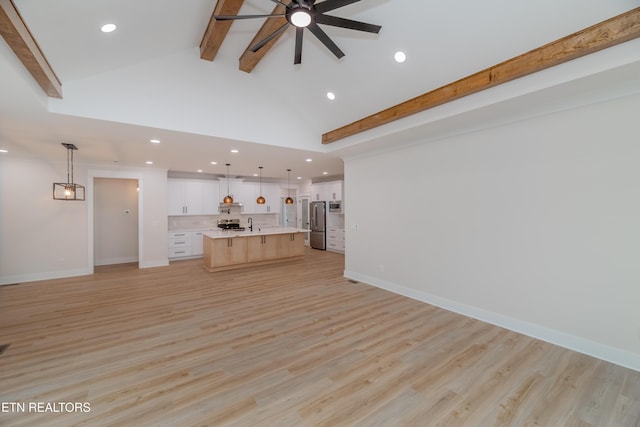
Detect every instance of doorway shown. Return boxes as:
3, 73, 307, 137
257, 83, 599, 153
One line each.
282, 194, 297, 228
94, 178, 139, 266
300, 197, 310, 246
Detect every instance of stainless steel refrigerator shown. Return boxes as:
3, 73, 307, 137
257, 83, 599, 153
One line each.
310, 201, 326, 250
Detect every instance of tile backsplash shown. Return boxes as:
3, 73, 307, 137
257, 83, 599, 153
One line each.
168, 213, 279, 231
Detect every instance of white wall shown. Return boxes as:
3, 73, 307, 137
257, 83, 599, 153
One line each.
0, 156, 90, 283
343, 93, 640, 371
48, 48, 320, 151
94, 178, 139, 266
88, 167, 169, 270
0, 157, 169, 285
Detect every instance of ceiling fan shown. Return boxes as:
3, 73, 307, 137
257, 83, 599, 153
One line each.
215, 0, 381, 64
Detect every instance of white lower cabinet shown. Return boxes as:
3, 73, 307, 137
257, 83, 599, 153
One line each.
168, 230, 207, 259
192, 231, 204, 256
168, 231, 192, 258
326, 227, 345, 253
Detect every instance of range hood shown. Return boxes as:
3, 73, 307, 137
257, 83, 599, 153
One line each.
219, 202, 243, 213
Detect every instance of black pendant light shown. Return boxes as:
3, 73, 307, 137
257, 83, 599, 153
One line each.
223, 163, 233, 204
256, 166, 266, 204
285, 169, 294, 205
53, 143, 85, 201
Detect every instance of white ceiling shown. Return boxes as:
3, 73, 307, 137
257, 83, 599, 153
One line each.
0, 0, 639, 180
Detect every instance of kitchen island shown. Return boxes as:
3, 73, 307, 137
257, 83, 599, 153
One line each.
202, 227, 307, 272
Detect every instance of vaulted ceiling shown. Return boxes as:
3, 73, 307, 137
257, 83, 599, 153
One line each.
1, 0, 639, 180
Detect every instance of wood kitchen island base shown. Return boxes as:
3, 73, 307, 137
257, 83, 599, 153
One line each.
203, 228, 306, 272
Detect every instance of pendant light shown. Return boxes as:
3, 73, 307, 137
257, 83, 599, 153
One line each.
256, 166, 266, 204
285, 169, 294, 205
53, 143, 85, 201
223, 163, 233, 204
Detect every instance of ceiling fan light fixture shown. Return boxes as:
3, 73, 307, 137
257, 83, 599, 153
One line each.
290, 10, 311, 27
217, 1, 381, 65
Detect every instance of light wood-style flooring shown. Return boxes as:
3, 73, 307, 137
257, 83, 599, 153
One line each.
1, 248, 639, 426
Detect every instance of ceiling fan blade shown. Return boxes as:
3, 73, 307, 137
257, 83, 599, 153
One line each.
215, 14, 286, 20
315, 0, 360, 14
294, 27, 304, 64
315, 14, 381, 33
308, 23, 345, 59
269, 0, 292, 7
250, 22, 290, 52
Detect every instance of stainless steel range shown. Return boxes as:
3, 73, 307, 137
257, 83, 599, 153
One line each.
217, 219, 245, 231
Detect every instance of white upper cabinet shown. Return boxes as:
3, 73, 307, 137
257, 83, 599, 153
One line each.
310, 182, 324, 201
311, 180, 343, 202
168, 179, 218, 216
202, 181, 220, 214
226, 179, 254, 208
220, 179, 280, 214
252, 183, 280, 214
168, 178, 283, 215
184, 181, 204, 214
168, 179, 204, 215
327, 181, 343, 201
168, 180, 185, 215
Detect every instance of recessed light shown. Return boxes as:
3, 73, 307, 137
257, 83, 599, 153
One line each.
197, 169, 203, 173
101, 23, 117, 33
145, 161, 153, 165
210, 161, 217, 165
252, 173, 258, 177
150, 139, 160, 144
305, 158, 312, 162
0, 149, 7, 153
394, 51, 406, 63
231, 149, 239, 153
326, 92, 336, 101
297, 176, 302, 180
322, 171, 328, 175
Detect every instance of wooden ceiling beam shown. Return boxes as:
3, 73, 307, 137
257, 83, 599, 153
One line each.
0, 0, 62, 98
322, 7, 640, 144
239, 4, 287, 73
200, 0, 244, 61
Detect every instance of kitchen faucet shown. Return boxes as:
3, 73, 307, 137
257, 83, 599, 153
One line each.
247, 217, 253, 232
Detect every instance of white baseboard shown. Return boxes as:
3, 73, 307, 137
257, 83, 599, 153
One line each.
0, 258, 170, 285
0, 268, 93, 286
139, 259, 170, 269
95, 256, 139, 266
344, 270, 640, 373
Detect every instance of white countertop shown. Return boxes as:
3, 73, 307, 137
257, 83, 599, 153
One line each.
203, 227, 308, 239
168, 228, 215, 233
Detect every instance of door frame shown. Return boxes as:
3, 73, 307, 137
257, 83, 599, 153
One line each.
87, 170, 143, 273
